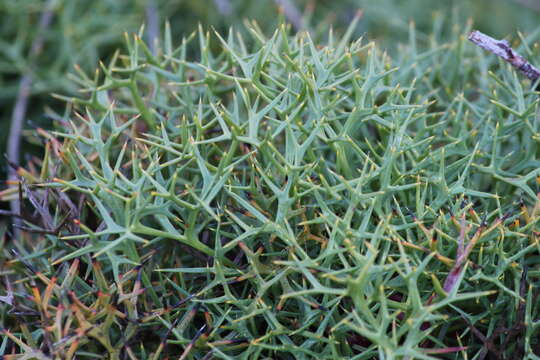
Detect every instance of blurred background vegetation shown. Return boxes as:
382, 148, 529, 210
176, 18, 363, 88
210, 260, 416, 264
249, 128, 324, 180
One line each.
0, 0, 539, 181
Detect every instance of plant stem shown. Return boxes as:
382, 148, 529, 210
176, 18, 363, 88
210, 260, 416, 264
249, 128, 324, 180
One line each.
129, 79, 156, 129
274, 0, 304, 31
214, 0, 232, 15
145, 0, 159, 55
468, 30, 540, 83
7, 0, 56, 235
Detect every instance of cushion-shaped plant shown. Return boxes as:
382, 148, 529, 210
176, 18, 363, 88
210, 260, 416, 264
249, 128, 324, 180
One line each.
2, 19, 540, 359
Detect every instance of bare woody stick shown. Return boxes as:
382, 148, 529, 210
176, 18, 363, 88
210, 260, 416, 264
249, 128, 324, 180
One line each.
515, 0, 540, 12
468, 30, 540, 83
274, 0, 304, 31
213, 0, 232, 16
7, 0, 56, 237
145, 0, 159, 55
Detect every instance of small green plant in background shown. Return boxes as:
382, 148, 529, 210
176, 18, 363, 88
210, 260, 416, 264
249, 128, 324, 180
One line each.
2, 10, 540, 360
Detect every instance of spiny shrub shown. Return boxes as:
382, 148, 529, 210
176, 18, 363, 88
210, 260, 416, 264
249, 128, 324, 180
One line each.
3, 0, 540, 181
0, 0, 287, 179
2, 20, 540, 359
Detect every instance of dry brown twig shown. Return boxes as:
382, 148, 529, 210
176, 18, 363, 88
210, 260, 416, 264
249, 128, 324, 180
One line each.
214, 0, 232, 16
515, 0, 540, 12
274, 0, 304, 31
145, 0, 159, 55
468, 30, 540, 83
7, 0, 56, 235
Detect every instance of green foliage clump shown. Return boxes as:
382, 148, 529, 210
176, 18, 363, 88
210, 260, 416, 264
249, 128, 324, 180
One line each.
2, 0, 540, 184
2, 20, 540, 359
0, 0, 278, 179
